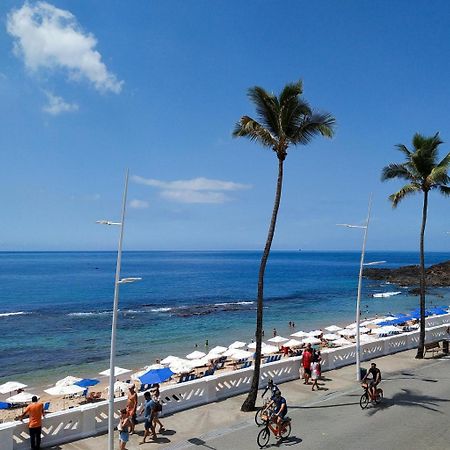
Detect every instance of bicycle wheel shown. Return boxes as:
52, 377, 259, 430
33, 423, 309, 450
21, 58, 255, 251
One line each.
254, 408, 265, 426
257, 427, 270, 448
280, 421, 291, 440
374, 389, 383, 404
360, 392, 369, 409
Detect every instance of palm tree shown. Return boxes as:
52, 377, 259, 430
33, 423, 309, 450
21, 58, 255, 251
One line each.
382, 133, 450, 358
233, 80, 335, 411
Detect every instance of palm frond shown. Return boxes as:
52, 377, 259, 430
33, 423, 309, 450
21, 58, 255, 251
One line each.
438, 185, 450, 196
428, 164, 450, 186
279, 80, 303, 106
232, 116, 277, 148
281, 98, 312, 138
395, 144, 412, 158
247, 87, 280, 137
389, 184, 420, 208
381, 163, 415, 182
292, 113, 336, 145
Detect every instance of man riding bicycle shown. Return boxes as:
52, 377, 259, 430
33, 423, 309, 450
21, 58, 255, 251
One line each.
261, 379, 279, 399
362, 362, 382, 400
266, 389, 288, 439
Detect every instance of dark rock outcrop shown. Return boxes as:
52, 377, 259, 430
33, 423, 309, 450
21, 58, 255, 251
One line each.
363, 260, 450, 287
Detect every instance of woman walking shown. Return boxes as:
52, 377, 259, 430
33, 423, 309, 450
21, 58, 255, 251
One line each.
151, 384, 165, 433
118, 408, 131, 450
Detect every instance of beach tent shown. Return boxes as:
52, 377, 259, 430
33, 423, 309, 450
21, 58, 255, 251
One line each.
99, 366, 131, 377
6, 392, 39, 403
229, 341, 246, 349
139, 367, 174, 385
325, 325, 342, 332
45, 385, 85, 396
290, 331, 308, 338
283, 339, 302, 347
208, 346, 228, 354
55, 376, 82, 387
160, 355, 181, 365
267, 336, 289, 344
332, 338, 353, 347
307, 330, 323, 337
302, 336, 321, 345
186, 351, 206, 360
261, 345, 279, 355
75, 378, 99, 388
322, 333, 340, 341
0, 381, 27, 394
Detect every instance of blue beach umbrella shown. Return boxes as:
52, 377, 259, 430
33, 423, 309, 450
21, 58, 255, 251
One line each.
75, 378, 100, 388
428, 306, 448, 316
139, 367, 174, 385
0, 402, 11, 409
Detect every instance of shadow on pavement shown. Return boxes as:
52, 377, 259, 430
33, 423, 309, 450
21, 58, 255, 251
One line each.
187, 437, 217, 449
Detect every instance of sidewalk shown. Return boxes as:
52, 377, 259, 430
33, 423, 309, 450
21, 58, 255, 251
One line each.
52, 349, 431, 449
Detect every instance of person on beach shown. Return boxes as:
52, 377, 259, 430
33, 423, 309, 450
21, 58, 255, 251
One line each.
139, 391, 157, 444
273, 328, 277, 337
302, 344, 313, 385
118, 408, 131, 450
150, 384, 165, 434
126, 385, 138, 434
18, 395, 45, 450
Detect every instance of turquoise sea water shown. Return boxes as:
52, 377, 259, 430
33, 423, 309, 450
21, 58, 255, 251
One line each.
0, 251, 449, 388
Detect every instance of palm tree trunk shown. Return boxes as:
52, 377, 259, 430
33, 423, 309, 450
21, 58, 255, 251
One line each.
241, 157, 284, 411
415, 190, 428, 359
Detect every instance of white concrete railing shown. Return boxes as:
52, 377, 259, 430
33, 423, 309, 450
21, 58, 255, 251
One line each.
1, 316, 449, 450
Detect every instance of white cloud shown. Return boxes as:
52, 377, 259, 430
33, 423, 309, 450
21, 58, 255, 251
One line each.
132, 175, 251, 204
129, 199, 149, 209
43, 91, 78, 115
7, 2, 123, 93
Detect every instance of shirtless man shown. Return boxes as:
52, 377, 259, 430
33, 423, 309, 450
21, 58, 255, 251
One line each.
126, 385, 138, 434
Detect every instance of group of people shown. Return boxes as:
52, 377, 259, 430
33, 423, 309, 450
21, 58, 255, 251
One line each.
117, 384, 164, 449
301, 344, 323, 390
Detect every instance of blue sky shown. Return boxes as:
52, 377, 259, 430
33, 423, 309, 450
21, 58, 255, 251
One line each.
0, 0, 449, 251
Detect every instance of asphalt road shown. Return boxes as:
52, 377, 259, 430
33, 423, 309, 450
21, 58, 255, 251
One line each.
167, 355, 450, 450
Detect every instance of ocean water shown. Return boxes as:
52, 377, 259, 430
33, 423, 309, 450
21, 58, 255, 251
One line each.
0, 251, 449, 387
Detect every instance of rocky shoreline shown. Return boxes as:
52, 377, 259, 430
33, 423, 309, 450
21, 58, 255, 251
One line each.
363, 260, 450, 292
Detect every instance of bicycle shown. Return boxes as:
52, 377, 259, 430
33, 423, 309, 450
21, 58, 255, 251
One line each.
254, 399, 274, 426
360, 383, 383, 409
256, 415, 291, 448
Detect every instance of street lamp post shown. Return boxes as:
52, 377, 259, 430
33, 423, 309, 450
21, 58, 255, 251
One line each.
337, 194, 373, 382
97, 170, 141, 450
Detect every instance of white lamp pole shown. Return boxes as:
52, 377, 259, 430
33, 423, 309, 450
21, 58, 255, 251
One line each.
337, 193, 373, 381
97, 170, 141, 450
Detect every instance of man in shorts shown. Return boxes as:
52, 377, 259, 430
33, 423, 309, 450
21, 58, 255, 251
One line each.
302, 344, 313, 385
362, 362, 382, 400
268, 390, 288, 439
139, 391, 157, 444
126, 385, 138, 434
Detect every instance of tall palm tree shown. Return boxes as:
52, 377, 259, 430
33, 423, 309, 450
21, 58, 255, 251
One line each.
233, 80, 335, 411
382, 133, 450, 358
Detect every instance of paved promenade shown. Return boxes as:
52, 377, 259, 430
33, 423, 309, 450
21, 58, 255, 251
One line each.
51, 350, 450, 449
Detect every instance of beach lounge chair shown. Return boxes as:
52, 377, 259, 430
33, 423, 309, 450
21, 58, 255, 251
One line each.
240, 361, 252, 369
44, 402, 50, 412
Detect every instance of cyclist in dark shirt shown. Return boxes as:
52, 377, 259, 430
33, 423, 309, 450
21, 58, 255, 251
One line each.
362, 362, 382, 400
261, 379, 279, 398
267, 390, 288, 439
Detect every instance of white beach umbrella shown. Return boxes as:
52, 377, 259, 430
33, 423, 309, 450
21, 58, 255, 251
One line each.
346, 323, 357, 329
160, 355, 181, 365
290, 330, 308, 338
359, 326, 370, 334
189, 357, 210, 368
209, 346, 228, 354
99, 366, 131, 377
169, 359, 194, 374
359, 334, 377, 343
283, 339, 302, 347
0, 381, 28, 394
302, 336, 321, 345
229, 341, 246, 349
261, 345, 279, 355
55, 376, 82, 387
247, 341, 264, 350
322, 333, 340, 341
339, 328, 356, 337
267, 336, 289, 344
308, 330, 323, 337
186, 350, 206, 360
7, 392, 39, 403
324, 325, 342, 332
332, 337, 353, 346
45, 385, 85, 396
105, 381, 133, 393
223, 348, 239, 357
229, 350, 253, 360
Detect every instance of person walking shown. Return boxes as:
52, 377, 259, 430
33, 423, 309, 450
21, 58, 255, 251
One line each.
126, 385, 138, 434
139, 391, 157, 444
150, 384, 165, 434
118, 408, 131, 450
302, 344, 313, 385
18, 396, 45, 450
